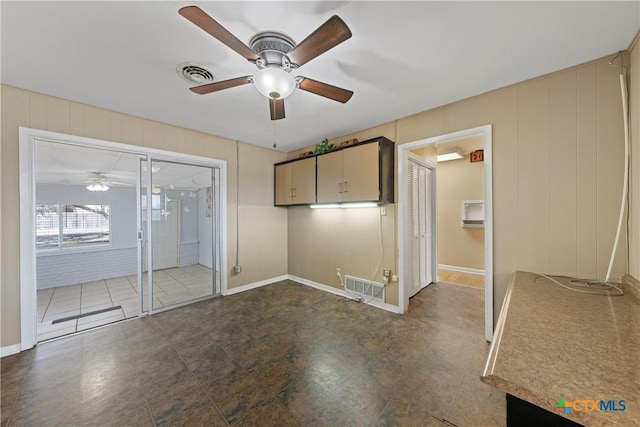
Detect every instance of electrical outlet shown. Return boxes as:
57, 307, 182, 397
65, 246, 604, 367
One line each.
391, 275, 399, 282
234, 265, 242, 274
382, 269, 391, 283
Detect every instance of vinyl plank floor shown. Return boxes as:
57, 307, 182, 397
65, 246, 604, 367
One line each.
5, 280, 503, 426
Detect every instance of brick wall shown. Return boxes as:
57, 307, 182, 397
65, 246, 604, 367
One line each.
36, 247, 137, 289
179, 242, 199, 267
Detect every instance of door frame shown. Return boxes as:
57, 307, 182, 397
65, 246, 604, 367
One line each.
397, 124, 494, 341
18, 127, 227, 351
406, 154, 437, 297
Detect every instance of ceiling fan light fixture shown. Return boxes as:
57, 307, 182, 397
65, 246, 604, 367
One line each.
253, 68, 296, 99
87, 182, 109, 192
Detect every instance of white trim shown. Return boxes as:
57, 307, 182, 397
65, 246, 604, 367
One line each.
218, 164, 228, 297
225, 275, 288, 295
397, 124, 494, 342
483, 272, 515, 377
438, 264, 485, 276
1, 344, 22, 358
19, 127, 228, 350
407, 152, 436, 169
288, 275, 402, 314
19, 128, 37, 351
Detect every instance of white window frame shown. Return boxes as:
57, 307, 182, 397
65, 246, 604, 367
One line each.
35, 203, 112, 252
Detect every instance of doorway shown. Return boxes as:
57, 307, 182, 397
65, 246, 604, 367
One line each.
19, 128, 227, 349
140, 158, 222, 313
149, 199, 179, 270
397, 125, 494, 341
434, 135, 485, 288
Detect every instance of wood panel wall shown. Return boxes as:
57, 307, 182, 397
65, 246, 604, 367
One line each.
288, 54, 631, 322
1, 86, 288, 347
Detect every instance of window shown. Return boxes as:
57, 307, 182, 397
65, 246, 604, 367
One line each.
36, 204, 110, 249
141, 194, 165, 221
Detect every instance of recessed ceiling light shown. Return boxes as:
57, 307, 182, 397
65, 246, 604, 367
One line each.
437, 147, 464, 162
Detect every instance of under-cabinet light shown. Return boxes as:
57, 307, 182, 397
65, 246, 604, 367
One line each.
340, 202, 379, 208
310, 204, 341, 209
310, 202, 379, 209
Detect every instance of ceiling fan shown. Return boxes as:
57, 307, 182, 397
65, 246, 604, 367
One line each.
86, 172, 132, 191
178, 6, 354, 120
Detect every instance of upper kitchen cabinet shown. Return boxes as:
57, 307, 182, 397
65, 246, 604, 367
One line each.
316, 137, 394, 204
274, 156, 316, 206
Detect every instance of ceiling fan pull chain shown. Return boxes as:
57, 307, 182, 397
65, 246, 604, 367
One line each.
273, 121, 277, 149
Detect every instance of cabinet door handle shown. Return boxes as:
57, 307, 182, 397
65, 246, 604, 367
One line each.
289, 188, 293, 197
292, 188, 296, 197
338, 183, 343, 194
343, 182, 348, 193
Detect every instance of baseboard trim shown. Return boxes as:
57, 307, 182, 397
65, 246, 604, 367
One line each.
288, 275, 402, 314
225, 274, 289, 296
439, 264, 485, 276
1, 344, 22, 358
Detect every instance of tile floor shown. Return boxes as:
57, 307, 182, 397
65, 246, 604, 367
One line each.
3, 279, 505, 426
37, 264, 214, 342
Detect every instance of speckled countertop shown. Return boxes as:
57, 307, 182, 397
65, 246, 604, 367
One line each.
481, 271, 640, 427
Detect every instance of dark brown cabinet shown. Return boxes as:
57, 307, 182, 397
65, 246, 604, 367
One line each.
274, 137, 394, 206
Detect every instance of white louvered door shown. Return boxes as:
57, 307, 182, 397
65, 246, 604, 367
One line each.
407, 159, 433, 299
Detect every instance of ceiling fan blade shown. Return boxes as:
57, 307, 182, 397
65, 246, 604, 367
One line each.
298, 77, 353, 103
287, 15, 352, 67
190, 76, 252, 95
179, 6, 259, 62
269, 98, 285, 120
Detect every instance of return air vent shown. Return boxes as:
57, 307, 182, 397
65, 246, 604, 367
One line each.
344, 275, 385, 303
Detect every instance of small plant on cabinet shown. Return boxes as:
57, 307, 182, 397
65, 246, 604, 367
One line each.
314, 138, 335, 154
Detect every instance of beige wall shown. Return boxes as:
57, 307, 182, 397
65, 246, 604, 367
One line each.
1, 85, 288, 348
288, 205, 398, 305
288, 54, 630, 322
435, 155, 485, 270
630, 38, 640, 279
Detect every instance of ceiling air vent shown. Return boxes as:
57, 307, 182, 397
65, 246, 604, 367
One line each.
177, 63, 215, 84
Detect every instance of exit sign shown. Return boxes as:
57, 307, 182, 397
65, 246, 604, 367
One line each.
470, 149, 484, 163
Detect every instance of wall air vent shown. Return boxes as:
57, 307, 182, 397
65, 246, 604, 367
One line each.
177, 63, 215, 84
344, 275, 385, 303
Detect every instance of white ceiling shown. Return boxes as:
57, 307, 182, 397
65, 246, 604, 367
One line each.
2, 2, 639, 153
36, 141, 213, 189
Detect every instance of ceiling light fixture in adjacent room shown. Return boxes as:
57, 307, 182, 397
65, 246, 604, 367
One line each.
436, 147, 464, 162
86, 181, 109, 192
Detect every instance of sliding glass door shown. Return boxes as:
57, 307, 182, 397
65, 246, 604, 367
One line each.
138, 158, 221, 314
